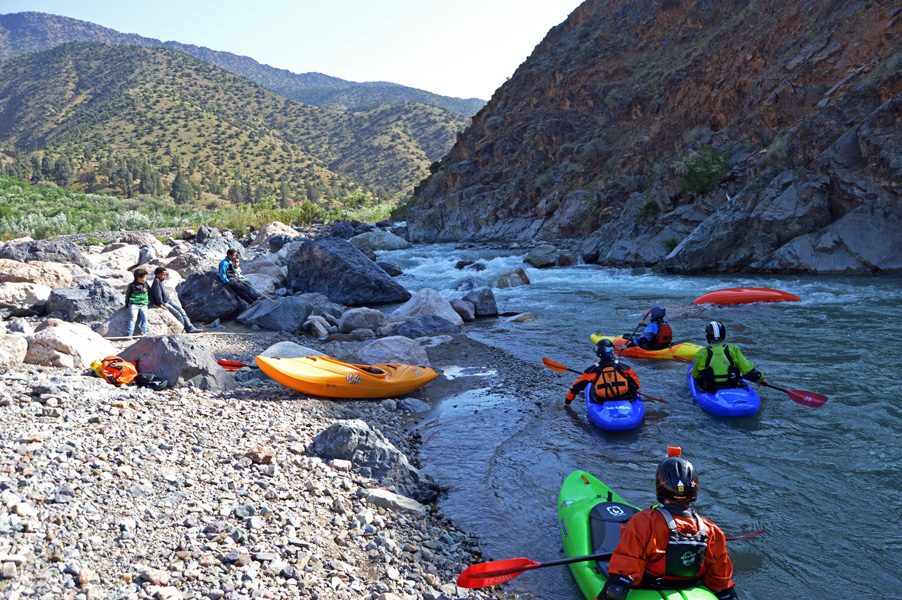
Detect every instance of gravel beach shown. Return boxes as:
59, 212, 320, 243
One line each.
0, 328, 538, 600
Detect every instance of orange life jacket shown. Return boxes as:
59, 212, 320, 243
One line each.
591, 364, 636, 400
98, 356, 138, 385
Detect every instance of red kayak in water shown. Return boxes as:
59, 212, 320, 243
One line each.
693, 287, 800, 305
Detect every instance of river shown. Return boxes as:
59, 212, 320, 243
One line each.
377, 244, 902, 599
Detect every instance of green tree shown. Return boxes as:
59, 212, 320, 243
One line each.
170, 171, 195, 205
41, 156, 55, 180
279, 181, 291, 209
52, 157, 74, 188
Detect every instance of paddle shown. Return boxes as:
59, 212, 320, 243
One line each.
617, 300, 659, 356
457, 529, 766, 588
217, 359, 259, 370
542, 357, 668, 404
673, 357, 828, 407
760, 382, 828, 408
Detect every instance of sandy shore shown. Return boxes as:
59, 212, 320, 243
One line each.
0, 328, 537, 600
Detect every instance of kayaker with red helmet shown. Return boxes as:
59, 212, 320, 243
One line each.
691, 321, 767, 392
597, 448, 739, 600
565, 339, 640, 405
624, 305, 672, 350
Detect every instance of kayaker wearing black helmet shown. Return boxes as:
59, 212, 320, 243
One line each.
597, 447, 739, 600
565, 339, 641, 405
691, 321, 767, 392
624, 305, 672, 350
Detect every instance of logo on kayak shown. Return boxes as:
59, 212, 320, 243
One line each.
607, 505, 625, 517
414, 369, 422, 376
681, 551, 698, 567
346, 373, 362, 384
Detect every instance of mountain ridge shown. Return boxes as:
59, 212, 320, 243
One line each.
0, 11, 485, 117
407, 0, 902, 274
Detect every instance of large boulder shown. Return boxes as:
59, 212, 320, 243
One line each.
237, 297, 312, 332
376, 261, 403, 277
242, 255, 286, 281
348, 231, 412, 251
285, 238, 411, 306
308, 420, 438, 503
524, 244, 560, 268
390, 288, 464, 326
177, 273, 246, 324
92, 306, 184, 338
195, 225, 221, 244
338, 307, 387, 334
45, 280, 123, 324
329, 221, 355, 239
0, 282, 52, 316
251, 221, 303, 250
495, 267, 531, 288
382, 315, 461, 338
259, 341, 319, 359
0, 334, 27, 366
242, 273, 279, 296
450, 299, 476, 322
187, 236, 244, 262
119, 335, 236, 391
462, 287, 499, 317
24, 321, 118, 369
0, 240, 91, 269
86, 245, 142, 272
0, 259, 73, 288
164, 252, 208, 277
296, 293, 346, 322
352, 336, 429, 367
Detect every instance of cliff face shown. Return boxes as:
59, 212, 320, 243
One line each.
408, 0, 902, 274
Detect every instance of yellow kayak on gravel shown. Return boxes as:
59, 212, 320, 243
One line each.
255, 355, 438, 399
589, 334, 701, 362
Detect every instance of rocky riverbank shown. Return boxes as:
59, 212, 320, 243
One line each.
0, 329, 532, 600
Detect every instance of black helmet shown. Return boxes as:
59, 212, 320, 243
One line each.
650, 306, 666, 321
596, 339, 615, 358
655, 447, 699, 503
705, 320, 726, 343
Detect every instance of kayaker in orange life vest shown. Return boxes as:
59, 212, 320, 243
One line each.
596, 448, 739, 600
624, 305, 672, 350
565, 339, 640, 405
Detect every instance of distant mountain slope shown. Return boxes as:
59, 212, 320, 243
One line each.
0, 43, 465, 199
0, 11, 485, 117
406, 0, 902, 275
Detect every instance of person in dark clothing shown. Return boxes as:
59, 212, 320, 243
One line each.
566, 339, 641, 405
122, 268, 149, 337
218, 250, 259, 304
150, 267, 200, 333
625, 306, 673, 350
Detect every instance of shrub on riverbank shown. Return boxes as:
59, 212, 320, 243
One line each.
0, 175, 393, 240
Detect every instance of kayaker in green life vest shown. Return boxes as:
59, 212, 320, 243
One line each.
691, 321, 766, 392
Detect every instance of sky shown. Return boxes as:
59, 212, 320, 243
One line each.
2, 0, 586, 100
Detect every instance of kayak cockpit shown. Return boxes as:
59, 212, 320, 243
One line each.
589, 501, 639, 575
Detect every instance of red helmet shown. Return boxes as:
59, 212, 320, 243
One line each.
655, 447, 699, 503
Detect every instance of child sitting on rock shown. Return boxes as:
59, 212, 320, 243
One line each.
122, 268, 150, 337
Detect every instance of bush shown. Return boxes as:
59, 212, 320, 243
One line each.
674, 149, 730, 194
661, 236, 680, 253
762, 137, 790, 169
536, 171, 556, 193
637, 199, 659, 222
483, 115, 505, 136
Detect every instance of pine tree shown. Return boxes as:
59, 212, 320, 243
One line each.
279, 182, 291, 209
171, 171, 195, 205
52, 157, 74, 188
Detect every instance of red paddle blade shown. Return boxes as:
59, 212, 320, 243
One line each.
542, 357, 569, 373
725, 529, 766, 541
787, 389, 828, 408
457, 558, 539, 588
217, 360, 247, 370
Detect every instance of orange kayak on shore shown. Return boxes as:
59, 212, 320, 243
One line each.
589, 334, 702, 361
255, 355, 438, 399
693, 287, 800, 305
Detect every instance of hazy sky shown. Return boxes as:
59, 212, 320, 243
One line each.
3, 0, 585, 100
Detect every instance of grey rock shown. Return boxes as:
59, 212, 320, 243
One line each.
375, 261, 403, 277
382, 315, 460, 338
495, 267, 531, 288
0, 240, 91, 269
348, 231, 411, 251
259, 341, 319, 359
308, 420, 438, 503
120, 335, 236, 391
338, 307, 387, 334
195, 225, 222, 245
353, 336, 430, 367
237, 297, 312, 332
449, 299, 476, 322
397, 398, 431, 413
523, 244, 559, 268
462, 287, 498, 317
285, 238, 411, 306
329, 221, 355, 239
177, 273, 246, 324
391, 288, 463, 326
45, 280, 123, 324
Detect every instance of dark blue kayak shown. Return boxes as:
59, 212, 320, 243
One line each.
584, 385, 645, 431
686, 367, 761, 417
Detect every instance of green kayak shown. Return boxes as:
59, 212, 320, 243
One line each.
557, 470, 718, 600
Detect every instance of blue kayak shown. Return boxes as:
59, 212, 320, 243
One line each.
584, 385, 645, 431
686, 368, 761, 417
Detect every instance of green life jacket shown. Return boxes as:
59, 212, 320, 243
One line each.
699, 344, 742, 391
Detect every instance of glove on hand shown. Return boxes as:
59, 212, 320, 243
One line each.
715, 587, 739, 600
598, 573, 631, 600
